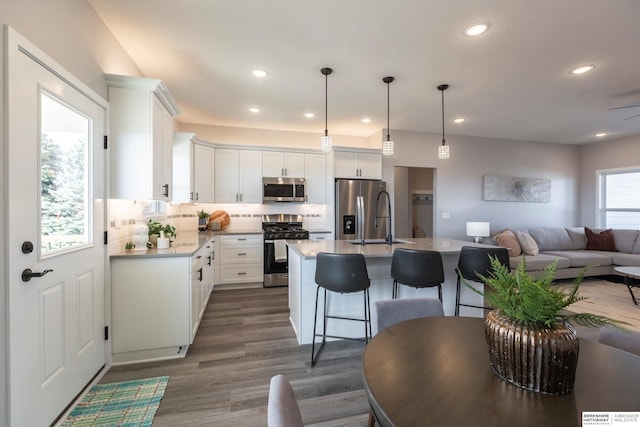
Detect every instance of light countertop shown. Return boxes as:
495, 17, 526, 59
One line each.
286, 237, 491, 260
110, 228, 263, 259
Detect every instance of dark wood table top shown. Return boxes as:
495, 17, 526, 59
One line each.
362, 317, 640, 427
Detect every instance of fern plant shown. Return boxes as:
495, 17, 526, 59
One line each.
464, 256, 623, 328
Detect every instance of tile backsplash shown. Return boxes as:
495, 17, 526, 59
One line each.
108, 199, 331, 254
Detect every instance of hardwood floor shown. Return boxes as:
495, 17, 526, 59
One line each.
100, 287, 371, 426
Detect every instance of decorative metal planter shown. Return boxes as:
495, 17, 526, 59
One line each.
484, 310, 579, 395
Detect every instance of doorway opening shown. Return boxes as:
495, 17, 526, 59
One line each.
393, 166, 434, 238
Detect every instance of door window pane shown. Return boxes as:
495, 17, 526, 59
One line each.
40, 91, 92, 255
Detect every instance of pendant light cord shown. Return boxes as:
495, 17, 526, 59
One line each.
387, 81, 390, 141
441, 88, 445, 144
324, 72, 328, 137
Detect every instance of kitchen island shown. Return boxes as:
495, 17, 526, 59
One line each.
286, 238, 491, 345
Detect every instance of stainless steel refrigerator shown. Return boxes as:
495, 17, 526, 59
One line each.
335, 179, 388, 241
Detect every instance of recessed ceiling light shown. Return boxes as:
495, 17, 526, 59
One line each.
304, 112, 315, 118
464, 23, 490, 37
570, 65, 595, 75
361, 117, 372, 123
252, 69, 268, 78
453, 117, 465, 123
595, 132, 608, 137
249, 107, 261, 113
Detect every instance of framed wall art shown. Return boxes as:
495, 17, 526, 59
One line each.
483, 175, 551, 203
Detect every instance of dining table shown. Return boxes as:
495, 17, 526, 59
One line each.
362, 316, 640, 427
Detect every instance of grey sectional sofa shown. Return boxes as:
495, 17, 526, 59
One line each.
496, 227, 640, 280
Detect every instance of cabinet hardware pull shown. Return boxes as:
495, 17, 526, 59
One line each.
195, 192, 199, 201
237, 252, 247, 256
238, 238, 247, 241
190, 191, 194, 201
163, 183, 169, 197
238, 272, 247, 275
198, 267, 203, 281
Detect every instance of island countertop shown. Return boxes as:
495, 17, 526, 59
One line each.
287, 237, 490, 259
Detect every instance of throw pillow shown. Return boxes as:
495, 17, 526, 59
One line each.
584, 227, 617, 251
494, 229, 522, 257
516, 231, 539, 256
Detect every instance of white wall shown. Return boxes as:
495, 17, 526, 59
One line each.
381, 129, 581, 241
1, 2, 142, 424
580, 135, 640, 226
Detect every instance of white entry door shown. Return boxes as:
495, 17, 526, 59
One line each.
6, 29, 107, 426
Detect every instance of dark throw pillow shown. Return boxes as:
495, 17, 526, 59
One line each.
584, 227, 617, 251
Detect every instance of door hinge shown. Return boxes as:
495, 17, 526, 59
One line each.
103, 135, 108, 149
104, 231, 108, 245
104, 326, 109, 340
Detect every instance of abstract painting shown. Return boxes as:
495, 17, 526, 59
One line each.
483, 175, 551, 202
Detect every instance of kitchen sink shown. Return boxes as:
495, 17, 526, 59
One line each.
347, 238, 415, 245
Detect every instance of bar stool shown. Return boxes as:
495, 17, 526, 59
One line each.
311, 252, 371, 367
455, 246, 510, 316
391, 248, 445, 300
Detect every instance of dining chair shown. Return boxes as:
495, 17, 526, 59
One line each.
374, 298, 444, 333
268, 374, 304, 427
455, 246, 510, 316
311, 252, 372, 366
597, 326, 640, 356
390, 248, 445, 300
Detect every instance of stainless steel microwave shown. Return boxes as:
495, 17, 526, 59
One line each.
263, 177, 306, 202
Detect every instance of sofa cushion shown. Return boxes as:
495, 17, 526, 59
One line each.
527, 227, 574, 251
585, 227, 617, 251
611, 229, 639, 254
493, 230, 522, 257
516, 231, 539, 256
543, 250, 613, 268
510, 253, 571, 271
610, 252, 640, 267
565, 227, 587, 250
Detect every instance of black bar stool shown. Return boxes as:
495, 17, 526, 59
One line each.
391, 248, 445, 300
455, 246, 510, 316
311, 252, 371, 367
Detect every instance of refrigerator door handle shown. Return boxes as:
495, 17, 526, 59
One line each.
356, 195, 365, 242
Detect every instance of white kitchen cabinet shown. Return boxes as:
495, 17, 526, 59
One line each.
309, 232, 332, 240
191, 238, 214, 341
106, 74, 180, 201
262, 151, 305, 178
111, 256, 192, 364
304, 153, 327, 203
111, 238, 215, 364
173, 132, 215, 203
214, 234, 263, 286
334, 151, 382, 179
214, 149, 263, 203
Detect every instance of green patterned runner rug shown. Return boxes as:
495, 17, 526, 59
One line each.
61, 376, 169, 426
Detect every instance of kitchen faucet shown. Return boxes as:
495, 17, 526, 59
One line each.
375, 190, 393, 245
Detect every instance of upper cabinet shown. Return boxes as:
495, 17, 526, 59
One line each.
262, 151, 305, 178
106, 74, 181, 201
214, 148, 262, 203
334, 151, 382, 179
304, 153, 327, 204
173, 132, 215, 203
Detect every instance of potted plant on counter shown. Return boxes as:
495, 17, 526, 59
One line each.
463, 257, 623, 395
147, 219, 177, 248
197, 210, 209, 231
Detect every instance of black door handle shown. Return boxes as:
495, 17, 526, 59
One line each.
22, 268, 53, 282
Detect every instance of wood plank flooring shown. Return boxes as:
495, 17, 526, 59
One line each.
99, 287, 371, 426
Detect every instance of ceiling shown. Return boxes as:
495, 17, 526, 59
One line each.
88, 0, 640, 145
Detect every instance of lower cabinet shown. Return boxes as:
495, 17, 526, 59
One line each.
214, 233, 264, 287
111, 245, 214, 364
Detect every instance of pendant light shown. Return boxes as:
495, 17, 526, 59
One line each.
382, 76, 395, 156
320, 67, 333, 152
437, 84, 450, 159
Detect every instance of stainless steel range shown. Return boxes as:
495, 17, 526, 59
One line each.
262, 214, 309, 287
